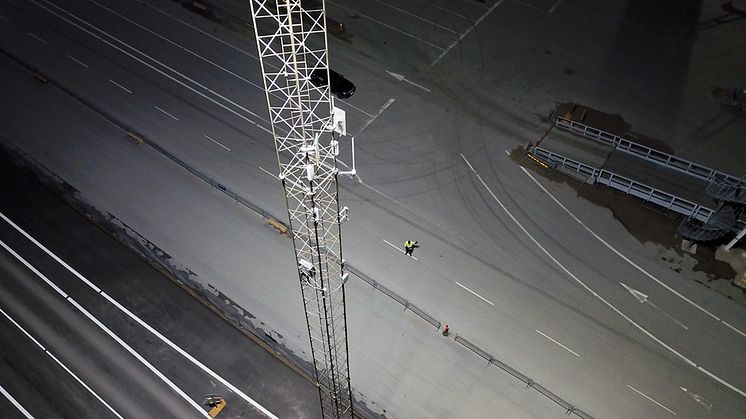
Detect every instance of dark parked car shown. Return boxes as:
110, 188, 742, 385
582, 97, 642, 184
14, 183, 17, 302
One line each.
310, 69, 356, 99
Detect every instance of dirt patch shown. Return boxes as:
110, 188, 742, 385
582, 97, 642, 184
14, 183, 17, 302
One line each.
555, 102, 675, 154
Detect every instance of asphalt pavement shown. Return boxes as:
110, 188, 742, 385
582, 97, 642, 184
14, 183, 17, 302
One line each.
0, 148, 320, 418
0, 0, 745, 417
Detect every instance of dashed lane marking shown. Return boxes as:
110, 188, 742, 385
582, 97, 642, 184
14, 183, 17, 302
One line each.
382, 238, 418, 261
454, 281, 494, 306
627, 384, 677, 416
154, 105, 179, 121
517, 164, 746, 339
536, 329, 580, 357
203, 134, 231, 151
109, 79, 132, 94
28, 32, 48, 45
459, 152, 746, 399
66, 54, 88, 68
258, 166, 279, 180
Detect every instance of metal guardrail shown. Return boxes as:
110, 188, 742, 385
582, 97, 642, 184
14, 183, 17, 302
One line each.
554, 116, 740, 185
454, 335, 594, 419
528, 147, 715, 222
596, 171, 714, 222
345, 265, 441, 330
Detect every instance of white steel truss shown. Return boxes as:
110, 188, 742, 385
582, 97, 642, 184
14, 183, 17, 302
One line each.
248, 0, 353, 417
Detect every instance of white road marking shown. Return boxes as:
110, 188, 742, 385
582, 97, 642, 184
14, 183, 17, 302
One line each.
258, 166, 279, 180
66, 54, 88, 68
357, 98, 395, 135
620, 282, 688, 330
28, 32, 48, 45
328, 0, 445, 51
459, 153, 746, 399
723, 321, 746, 339
87, 0, 267, 93
382, 238, 418, 260
32, 0, 273, 135
69, 298, 210, 417
203, 134, 231, 151
627, 384, 677, 416
510, 0, 549, 13
454, 281, 494, 306
412, 0, 469, 20
338, 99, 374, 118
535, 330, 580, 357
549, 0, 565, 13
109, 79, 132, 94
680, 386, 713, 411
0, 210, 279, 418
386, 72, 431, 92
0, 254, 126, 419
375, 0, 457, 33
518, 165, 746, 338
143, 2, 265, 66
154, 105, 179, 121
0, 15, 11, 22
431, 0, 505, 65
504, 149, 511, 156
0, 383, 36, 419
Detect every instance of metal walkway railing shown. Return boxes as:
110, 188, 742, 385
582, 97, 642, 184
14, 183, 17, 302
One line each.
529, 146, 715, 222
554, 116, 740, 185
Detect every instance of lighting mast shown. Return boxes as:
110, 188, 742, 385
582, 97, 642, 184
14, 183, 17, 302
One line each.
248, 1, 354, 417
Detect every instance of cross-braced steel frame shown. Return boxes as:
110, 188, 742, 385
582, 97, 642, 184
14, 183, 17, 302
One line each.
248, 1, 353, 417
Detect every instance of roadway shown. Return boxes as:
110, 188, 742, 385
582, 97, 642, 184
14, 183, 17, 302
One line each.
0, 0, 745, 417
0, 149, 320, 417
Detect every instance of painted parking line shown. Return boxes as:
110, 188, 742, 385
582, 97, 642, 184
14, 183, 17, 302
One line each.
431, 0, 505, 66
357, 98, 395, 135
413, 0, 470, 20
627, 384, 677, 416
454, 281, 494, 306
109, 79, 132, 94
327, 0, 445, 52
536, 329, 580, 357
375, 0, 456, 33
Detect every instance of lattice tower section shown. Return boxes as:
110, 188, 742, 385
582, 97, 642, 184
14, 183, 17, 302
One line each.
248, 1, 353, 417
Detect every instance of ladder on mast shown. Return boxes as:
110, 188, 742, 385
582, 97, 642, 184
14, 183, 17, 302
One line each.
248, 1, 353, 417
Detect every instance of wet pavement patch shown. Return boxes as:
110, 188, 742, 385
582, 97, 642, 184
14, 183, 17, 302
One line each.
510, 145, 738, 289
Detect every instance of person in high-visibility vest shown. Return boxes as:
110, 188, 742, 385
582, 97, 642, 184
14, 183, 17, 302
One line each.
404, 240, 418, 257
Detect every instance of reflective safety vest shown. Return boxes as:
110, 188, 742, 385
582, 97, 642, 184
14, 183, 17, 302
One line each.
405, 241, 414, 248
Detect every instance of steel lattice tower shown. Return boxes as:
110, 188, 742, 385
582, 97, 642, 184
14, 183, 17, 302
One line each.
248, 0, 353, 417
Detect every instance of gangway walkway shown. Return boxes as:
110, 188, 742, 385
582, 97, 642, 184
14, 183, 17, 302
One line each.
527, 112, 741, 225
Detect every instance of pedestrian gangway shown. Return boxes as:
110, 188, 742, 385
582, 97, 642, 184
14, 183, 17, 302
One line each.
527, 113, 744, 239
